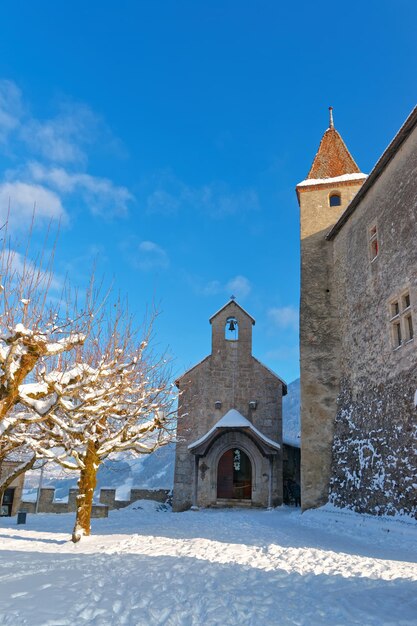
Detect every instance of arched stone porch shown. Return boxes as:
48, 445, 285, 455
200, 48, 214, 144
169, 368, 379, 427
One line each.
188, 409, 281, 509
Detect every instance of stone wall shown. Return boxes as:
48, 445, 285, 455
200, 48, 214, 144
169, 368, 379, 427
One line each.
297, 179, 364, 510
20, 487, 170, 517
99, 488, 170, 509
330, 121, 417, 517
20, 488, 108, 518
329, 376, 417, 516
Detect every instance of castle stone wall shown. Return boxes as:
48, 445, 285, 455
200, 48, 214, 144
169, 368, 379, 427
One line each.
330, 125, 417, 517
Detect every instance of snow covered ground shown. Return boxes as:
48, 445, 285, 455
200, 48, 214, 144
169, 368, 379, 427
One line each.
1, 504, 416, 625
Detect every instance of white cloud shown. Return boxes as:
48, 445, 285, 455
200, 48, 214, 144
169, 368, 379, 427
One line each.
5, 249, 64, 293
185, 183, 258, 219
146, 189, 180, 215
28, 163, 133, 217
197, 275, 251, 300
21, 119, 84, 163
199, 280, 222, 296
137, 241, 169, 271
144, 171, 259, 219
121, 238, 169, 272
0, 81, 133, 224
0, 181, 66, 228
268, 306, 299, 331
226, 275, 251, 299
0, 80, 23, 144
0, 81, 118, 166
19, 102, 103, 165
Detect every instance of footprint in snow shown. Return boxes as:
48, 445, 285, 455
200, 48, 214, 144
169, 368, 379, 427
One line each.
113, 599, 122, 614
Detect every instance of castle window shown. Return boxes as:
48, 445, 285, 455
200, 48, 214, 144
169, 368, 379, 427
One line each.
329, 193, 341, 207
392, 319, 402, 348
369, 225, 378, 261
405, 313, 414, 342
225, 317, 238, 341
390, 300, 399, 318
389, 291, 414, 349
402, 293, 411, 310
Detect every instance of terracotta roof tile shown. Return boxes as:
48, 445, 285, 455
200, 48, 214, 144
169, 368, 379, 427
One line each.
307, 127, 361, 180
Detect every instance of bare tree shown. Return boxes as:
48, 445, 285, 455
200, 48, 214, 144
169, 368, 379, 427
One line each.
0, 218, 95, 499
20, 306, 176, 542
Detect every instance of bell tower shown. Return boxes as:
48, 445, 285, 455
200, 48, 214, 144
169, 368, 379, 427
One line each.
296, 108, 367, 510
210, 297, 254, 357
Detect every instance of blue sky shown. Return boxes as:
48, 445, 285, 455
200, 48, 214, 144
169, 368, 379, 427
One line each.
0, 1, 416, 384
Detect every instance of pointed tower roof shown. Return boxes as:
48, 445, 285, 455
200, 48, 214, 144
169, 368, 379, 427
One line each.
307, 107, 361, 180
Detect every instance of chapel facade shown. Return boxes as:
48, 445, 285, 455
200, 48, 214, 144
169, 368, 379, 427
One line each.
298, 106, 417, 517
172, 299, 286, 512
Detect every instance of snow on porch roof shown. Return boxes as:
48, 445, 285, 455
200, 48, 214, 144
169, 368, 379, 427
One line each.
188, 408, 280, 453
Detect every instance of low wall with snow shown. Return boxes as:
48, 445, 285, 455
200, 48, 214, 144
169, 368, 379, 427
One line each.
99, 488, 171, 509
20, 487, 171, 516
20, 488, 108, 518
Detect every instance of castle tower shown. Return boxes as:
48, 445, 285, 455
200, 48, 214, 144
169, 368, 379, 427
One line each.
296, 108, 367, 510
173, 299, 286, 512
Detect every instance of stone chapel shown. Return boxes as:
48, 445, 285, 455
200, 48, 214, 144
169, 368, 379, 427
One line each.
172, 299, 287, 512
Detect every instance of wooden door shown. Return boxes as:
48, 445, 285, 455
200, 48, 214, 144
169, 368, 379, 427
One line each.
217, 448, 252, 500
217, 449, 234, 498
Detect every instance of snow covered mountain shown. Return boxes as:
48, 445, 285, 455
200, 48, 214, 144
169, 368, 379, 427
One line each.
24, 379, 300, 497
23, 444, 176, 501
282, 377, 301, 447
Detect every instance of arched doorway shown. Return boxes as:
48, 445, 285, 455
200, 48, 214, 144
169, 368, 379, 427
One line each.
217, 448, 252, 499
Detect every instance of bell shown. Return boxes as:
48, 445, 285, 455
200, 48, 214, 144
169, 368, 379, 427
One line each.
228, 319, 236, 332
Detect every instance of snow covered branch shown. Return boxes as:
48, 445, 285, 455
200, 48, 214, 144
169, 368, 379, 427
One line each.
0, 218, 99, 495
17, 304, 176, 541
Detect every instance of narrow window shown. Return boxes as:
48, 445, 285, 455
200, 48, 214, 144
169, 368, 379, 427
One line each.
405, 314, 414, 341
390, 301, 399, 318
393, 320, 402, 348
369, 225, 378, 261
329, 193, 341, 207
403, 293, 411, 310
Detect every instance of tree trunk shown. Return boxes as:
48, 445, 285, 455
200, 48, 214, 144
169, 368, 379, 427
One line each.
72, 441, 100, 543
